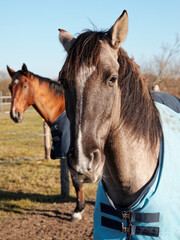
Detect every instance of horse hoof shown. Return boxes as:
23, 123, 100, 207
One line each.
71, 211, 84, 222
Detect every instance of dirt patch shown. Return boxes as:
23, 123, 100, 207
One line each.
0, 201, 95, 240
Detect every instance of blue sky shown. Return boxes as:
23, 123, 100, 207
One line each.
1, 0, 180, 79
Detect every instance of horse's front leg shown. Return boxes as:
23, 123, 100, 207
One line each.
71, 175, 85, 222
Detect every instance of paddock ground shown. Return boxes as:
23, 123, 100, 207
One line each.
0, 196, 95, 240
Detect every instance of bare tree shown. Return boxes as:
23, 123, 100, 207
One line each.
0, 71, 9, 81
141, 34, 180, 86
154, 34, 180, 84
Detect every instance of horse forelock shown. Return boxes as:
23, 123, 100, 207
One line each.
59, 30, 105, 84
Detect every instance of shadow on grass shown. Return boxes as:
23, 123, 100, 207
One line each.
0, 190, 95, 220
0, 190, 75, 203
0, 190, 95, 204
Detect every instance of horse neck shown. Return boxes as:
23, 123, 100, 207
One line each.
32, 78, 65, 126
103, 129, 160, 207
102, 58, 161, 207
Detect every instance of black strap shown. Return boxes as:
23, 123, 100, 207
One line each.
52, 136, 60, 142
101, 216, 159, 237
100, 203, 160, 223
131, 212, 160, 223
101, 216, 123, 232
51, 124, 58, 132
134, 225, 159, 237
51, 124, 60, 142
101, 203, 122, 219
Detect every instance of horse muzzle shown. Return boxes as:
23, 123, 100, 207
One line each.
67, 148, 104, 184
10, 110, 23, 123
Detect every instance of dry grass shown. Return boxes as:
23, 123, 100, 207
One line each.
0, 108, 44, 160
0, 110, 97, 220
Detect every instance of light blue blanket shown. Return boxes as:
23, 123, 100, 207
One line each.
94, 102, 180, 239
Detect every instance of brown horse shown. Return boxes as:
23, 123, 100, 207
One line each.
7, 64, 85, 222
59, 10, 180, 239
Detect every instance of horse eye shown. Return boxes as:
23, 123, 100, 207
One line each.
24, 85, 27, 89
108, 76, 117, 87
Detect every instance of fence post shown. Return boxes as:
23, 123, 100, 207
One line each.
43, 121, 51, 160
60, 157, 69, 197
0, 91, 2, 112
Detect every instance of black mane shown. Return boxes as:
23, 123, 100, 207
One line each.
30, 72, 64, 96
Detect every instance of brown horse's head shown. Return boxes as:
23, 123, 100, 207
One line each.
7, 64, 35, 123
59, 11, 129, 183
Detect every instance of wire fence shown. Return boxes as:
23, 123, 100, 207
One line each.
0, 100, 51, 165
0, 128, 48, 165
0, 95, 11, 113
0, 156, 45, 166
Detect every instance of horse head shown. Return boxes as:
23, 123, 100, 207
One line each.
7, 64, 35, 123
59, 10, 128, 184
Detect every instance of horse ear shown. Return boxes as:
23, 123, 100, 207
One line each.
22, 63, 28, 75
108, 10, 128, 49
58, 29, 76, 52
7, 65, 15, 78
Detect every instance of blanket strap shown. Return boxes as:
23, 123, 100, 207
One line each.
100, 203, 160, 237
51, 123, 58, 131
101, 216, 159, 237
51, 124, 60, 142
51, 124, 58, 134
101, 203, 160, 222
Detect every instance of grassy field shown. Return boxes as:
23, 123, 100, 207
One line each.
0, 109, 97, 220
0, 107, 45, 161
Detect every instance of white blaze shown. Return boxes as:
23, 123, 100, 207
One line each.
77, 65, 95, 169
12, 98, 16, 117
12, 79, 19, 116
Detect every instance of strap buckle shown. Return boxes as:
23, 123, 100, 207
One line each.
122, 222, 132, 236
121, 211, 131, 221
52, 136, 60, 142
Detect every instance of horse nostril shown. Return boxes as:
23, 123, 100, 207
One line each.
10, 111, 19, 123
16, 111, 20, 118
90, 148, 101, 167
87, 165, 92, 172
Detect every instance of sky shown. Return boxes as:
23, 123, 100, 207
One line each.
0, 0, 180, 79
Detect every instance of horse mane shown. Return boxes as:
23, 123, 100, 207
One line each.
29, 71, 64, 97
117, 48, 162, 146
60, 30, 162, 147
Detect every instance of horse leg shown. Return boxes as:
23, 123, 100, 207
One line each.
71, 175, 85, 222
60, 157, 69, 197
